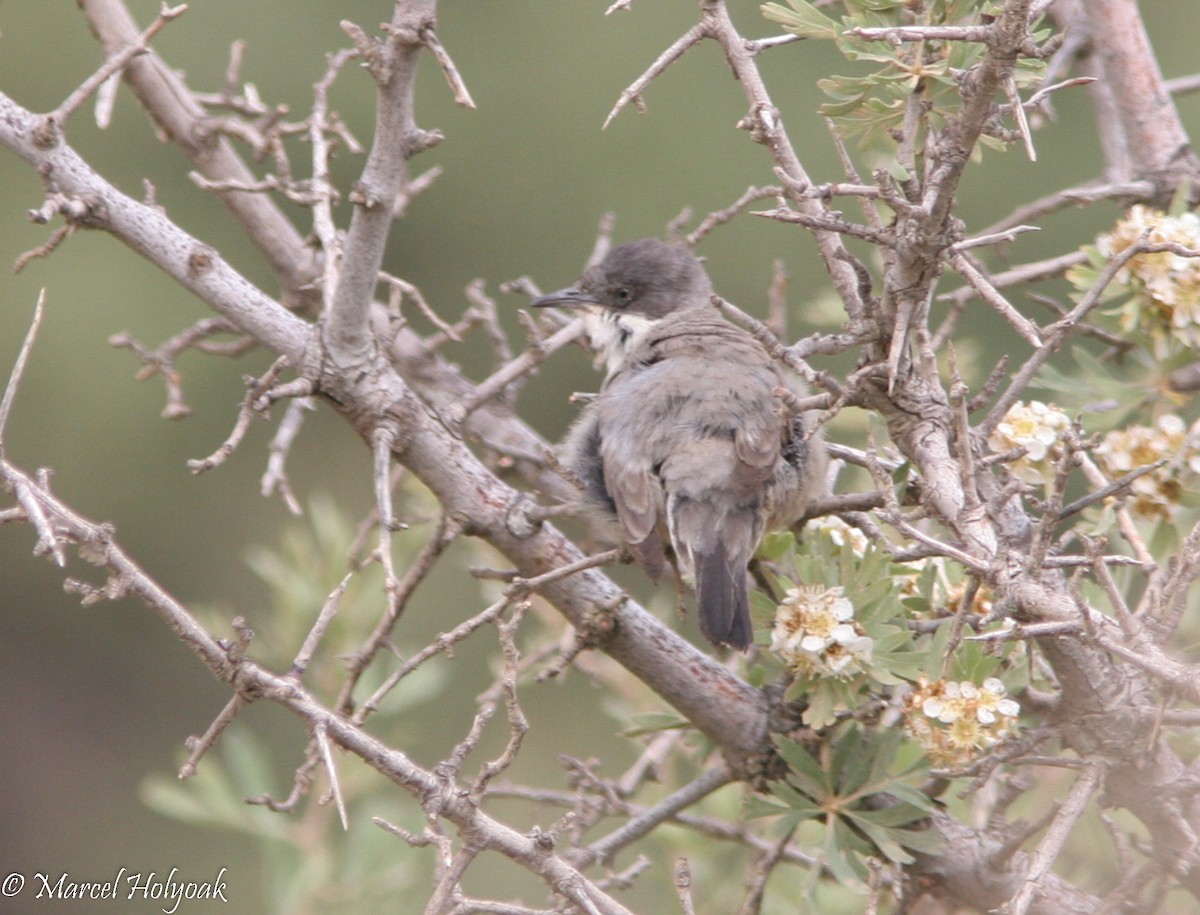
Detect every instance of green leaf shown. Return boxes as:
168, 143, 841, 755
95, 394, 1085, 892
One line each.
761, 0, 840, 39
757, 529, 796, 562
774, 735, 831, 798
832, 724, 873, 797
140, 730, 289, 840
947, 637, 1001, 683
1149, 517, 1181, 557
827, 818, 872, 887
802, 679, 844, 729
819, 91, 870, 118
766, 781, 825, 819
744, 793, 792, 819
750, 586, 781, 631
874, 778, 937, 814
222, 725, 278, 791
862, 727, 902, 788
619, 712, 691, 737
889, 823, 945, 855
922, 615, 955, 678
854, 802, 932, 828
844, 811, 916, 865
1168, 178, 1193, 216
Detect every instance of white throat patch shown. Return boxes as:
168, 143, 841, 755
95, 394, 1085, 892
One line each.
584, 309, 658, 375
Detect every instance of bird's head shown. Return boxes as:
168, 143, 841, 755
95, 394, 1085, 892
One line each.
533, 238, 713, 319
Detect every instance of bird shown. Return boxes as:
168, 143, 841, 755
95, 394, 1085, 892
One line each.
534, 238, 826, 649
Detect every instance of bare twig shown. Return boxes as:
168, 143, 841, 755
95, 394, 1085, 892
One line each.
603, 23, 706, 129
261, 397, 313, 515
737, 820, 799, 915
324, 8, 440, 363
110, 317, 252, 420
178, 692, 247, 780
13, 224, 75, 274
313, 722, 349, 831
48, 3, 188, 128
1000, 762, 1105, 915
673, 858, 697, 915
576, 765, 734, 867
419, 24, 476, 108
381, 271, 461, 340
980, 234, 1153, 439
0, 290, 46, 454
684, 185, 784, 247
188, 357, 288, 473
290, 572, 351, 677
949, 253, 1045, 348
445, 319, 585, 432
509, 549, 623, 596
973, 179, 1155, 239
1005, 75, 1037, 161
845, 24, 992, 42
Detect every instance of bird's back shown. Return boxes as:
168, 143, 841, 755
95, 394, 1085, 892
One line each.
601, 307, 785, 489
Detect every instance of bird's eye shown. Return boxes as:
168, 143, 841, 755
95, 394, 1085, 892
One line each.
613, 287, 632, 304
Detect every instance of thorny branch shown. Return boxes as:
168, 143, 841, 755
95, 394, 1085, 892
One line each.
3, 0, 1200, 912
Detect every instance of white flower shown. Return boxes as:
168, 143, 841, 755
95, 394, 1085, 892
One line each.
1095, 415, 1200, 520
922, 696, 956, 723
771, 585, 874, 679
804, 516, 869, 556
987, 401, 1071, 485
904, 676, 1021, 767
1092, 206, 1200, 355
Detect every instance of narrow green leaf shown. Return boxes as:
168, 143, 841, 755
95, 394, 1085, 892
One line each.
832, 725, 873, 797
766, 781, 825, 818
862, 727, 902, 790
761, 1, 840, 39
853, 802, 932, 828
876, 779, 937, 813
744, 793, 792, 819
801, 681, 841, 729
845, 812, 916, 864
773, 735, 831, 798
820, 91, 870, 118
619, 712, 690, 737
827, 819, 871, 887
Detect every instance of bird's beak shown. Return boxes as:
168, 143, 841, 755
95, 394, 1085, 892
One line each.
532, 286, 595, 309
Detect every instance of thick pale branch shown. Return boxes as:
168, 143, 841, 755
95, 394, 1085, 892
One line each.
79, 0, 321, 308
0, 93, 310, 361
50, 2, 187, 127
1077, 0, 1200, 187
325, 6, 438, 363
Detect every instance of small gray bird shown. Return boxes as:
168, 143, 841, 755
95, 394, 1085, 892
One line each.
535, 239, 825, 649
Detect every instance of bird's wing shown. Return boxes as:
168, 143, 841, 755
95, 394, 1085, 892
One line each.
600, 434, 667, 580
733, 422, 780, 474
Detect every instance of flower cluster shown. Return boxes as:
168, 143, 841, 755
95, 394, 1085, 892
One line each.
804, 515, 869, 556
1091, 205, 1200, 356
1095, 414, 1200, 521
770, 585, 874, 679
903, 677, 1020, 768
939, 577, 995, 618
986, 400, 1072, 486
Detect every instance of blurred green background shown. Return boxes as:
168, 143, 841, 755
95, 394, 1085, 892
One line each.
1, 2, 1199, 913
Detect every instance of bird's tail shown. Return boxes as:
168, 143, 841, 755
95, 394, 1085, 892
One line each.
671, 498, 758, 649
